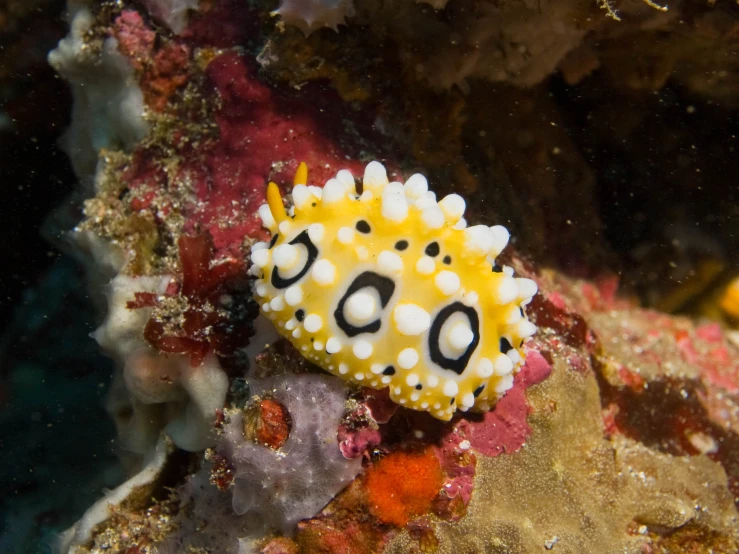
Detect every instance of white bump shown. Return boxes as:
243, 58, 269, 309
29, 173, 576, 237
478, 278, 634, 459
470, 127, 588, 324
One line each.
443, 380, 459, 397
461, 393, 475, 408
414, 191, 437, 210
494, 354, 514, 376
359, 190, 374, 202
404, 173, 428, 199
506, 306, 522, 324
503, 265, 514, 277
269, 296, 285, 311
463, 291, 479, 306
308, 223, 325, 244
377, 250, 404, 275
292, 328, 302, 338
381, 376, 392, 384
393, 387, 402, 396
278, 220, 292, 235
303, 314, 323, 333
346, 291, 377, 322
393, 304, 431, 335
314, 341, 324, 351
257, 204, 277, 230
477, 357, 494, 378
284, 285, 303, 306
463, 225, 495, 258
406, 373, 420, 387
426, 375, 439, 387
285, 319, 297, 330
311, 259, 336, 285
435, 271, 461, 295
516, 278, 538, 300
416, 256, 435, 275
353, 340, 373, 359
421, 206, 445, 229
434, 402, 441, 409
494, 374, 514, 393
355, 246, 369, 260
252, 241, 269, 251
490, 225, 510, 255
326, 337, 342, 354
363, 161, 388, 192
337, 226, 354, 244
255, 283, 268, 297
518, 319, 537, 338
411, 392, 420, 402
339, 363, 349, 375
354, 372, 365, 381
321, 179, 345, 203
292, 184, 313, 209
273, 244, 298, 269
336, 169, 355, 189
449, 321, 474, 351
397, 348, 419, 369
370, 364, 385, 375
308, 185, 323, 199
382, 187, 409, 222
508, 349, 522, 364
496, 276, 518, 304
453, 218, 467, 230
438, 194, 466, 222
251, 249, 270, 268
421, 402, 429, 409
262, 302, 271, 312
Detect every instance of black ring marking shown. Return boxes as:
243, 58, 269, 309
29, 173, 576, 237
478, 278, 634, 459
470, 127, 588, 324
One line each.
270, 230, 318, 289
425, 242, 440, 257
443, 255, 452, 265
473, 385, 485, 397
295, 309, 305, 322
394, 240, 409, 251
334, 271, 395, 337
382, 366, 396, 376
269, 234, 279, 248
499, 337, 513, 354
428, 302, 480, 376
356, 220, 371, 234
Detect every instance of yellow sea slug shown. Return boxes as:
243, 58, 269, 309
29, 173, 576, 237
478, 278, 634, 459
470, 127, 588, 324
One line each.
251, 161, 538, 420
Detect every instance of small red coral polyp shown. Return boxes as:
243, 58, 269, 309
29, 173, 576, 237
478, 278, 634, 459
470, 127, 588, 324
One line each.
364, 447, 444, 527
140, 232, 254, 366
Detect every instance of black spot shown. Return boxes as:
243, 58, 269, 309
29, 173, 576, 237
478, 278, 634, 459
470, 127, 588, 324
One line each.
520, 307, 524, 317
311, 202, 317, 207
394, 240, 409, 251
334, 271, 396, 337
271, 230, 319, 289
492, 264, 503, 273
415, 384, 423, 390
295, 309, 305, 322
425, 242, 440, 257
499, 337, 513, 354
450, 397, 455, 405
356, 220, 371, 234
310, 337, 314, 342
382, 366, 395, 376
428, 302, 480, 376
473, 385, 485, 397
268, 234, 279, 248
443, 255, 452, 265
520, 340, 524, 348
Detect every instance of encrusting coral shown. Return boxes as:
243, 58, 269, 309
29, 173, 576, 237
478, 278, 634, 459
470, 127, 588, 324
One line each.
252, 162, 538, 420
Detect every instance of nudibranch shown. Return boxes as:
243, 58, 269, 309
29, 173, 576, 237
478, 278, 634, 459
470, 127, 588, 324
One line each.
250, 161, 538, 421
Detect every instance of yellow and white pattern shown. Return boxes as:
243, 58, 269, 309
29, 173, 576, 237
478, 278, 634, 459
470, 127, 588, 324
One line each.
251, 161, 537, 420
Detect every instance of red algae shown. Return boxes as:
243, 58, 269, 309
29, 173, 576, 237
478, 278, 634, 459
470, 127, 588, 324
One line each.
255, 398, 291, 449
364, 447, 444, 527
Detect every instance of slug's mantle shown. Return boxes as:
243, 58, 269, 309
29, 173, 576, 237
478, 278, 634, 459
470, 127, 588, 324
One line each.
251, 162, 538, 420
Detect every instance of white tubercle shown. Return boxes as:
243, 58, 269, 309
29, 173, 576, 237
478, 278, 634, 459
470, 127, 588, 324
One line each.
377, 250, 404, 275
353, 340, 373, 360
252, 241, 269, 251
435, 271, 461, 295
363, 161, 388, 193
326, 337, 342, 354
516, 278, 538, 300
273, 244, 298, 269
416, 256, 436, 275
393, 303, 431, 336
477, 357, 494, 378
337, 226, 354, 245
345, 291, 376, 322
382, 184, 409, 222
453, 218, 467, 230
495, 275, 518, 304
463, 225, 495, 258
518, 320, 537, 338
404, 173, 428, 199
490, 225, 510, 255
421, 206, 445, 230
284, 285, 303, 306
321, 178, 346, 203
494, 353, 514, 376
257, 204, 276, 230
414, 191, 437, 210
308, 185, 323, 199
278, 220, 292, 236
308, 223, 325, 244
448, 321, 474, 352
292, 184, 314, 209
303, 314, 323, 333
397, 347, 419, 369
336, 169, 355, 191
438, 193, 466, 223
311, 259, 337, 285
251, 248, 270, 268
